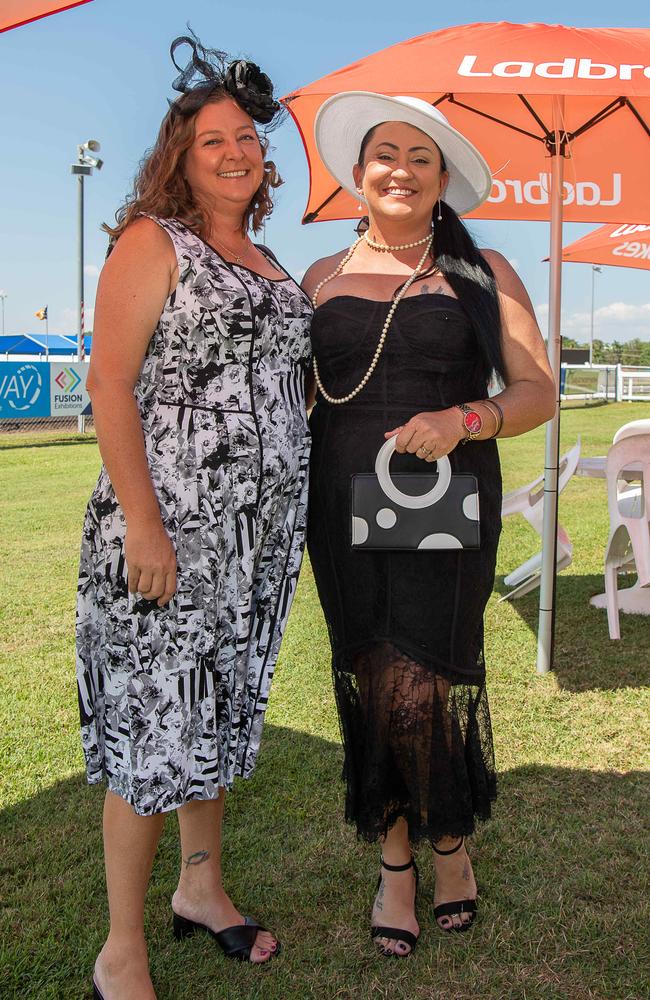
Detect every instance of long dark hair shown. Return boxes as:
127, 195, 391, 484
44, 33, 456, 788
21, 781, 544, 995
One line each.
433, 201, 505, 383
359, 126, 505, 383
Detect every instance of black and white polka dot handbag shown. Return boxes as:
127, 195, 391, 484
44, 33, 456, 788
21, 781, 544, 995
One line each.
351, 437, 480, 550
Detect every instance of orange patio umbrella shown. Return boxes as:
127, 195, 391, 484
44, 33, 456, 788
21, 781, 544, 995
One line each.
561, 223, 650, 269
284, 21, 650, 673
0, 0, 93, 33
285, 22, 650, 227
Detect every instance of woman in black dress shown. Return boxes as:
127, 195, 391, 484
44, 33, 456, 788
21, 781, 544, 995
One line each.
303, 92, 554, 957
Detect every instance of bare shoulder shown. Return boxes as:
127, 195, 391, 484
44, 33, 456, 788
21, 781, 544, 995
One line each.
481, 248, 517, 285
99, 217, 178, 302
302, 248, 350, 297
480, 249, 531, 304
107, 216, 176, 268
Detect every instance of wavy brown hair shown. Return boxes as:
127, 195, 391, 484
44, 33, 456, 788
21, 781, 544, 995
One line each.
103, 87, 283, 242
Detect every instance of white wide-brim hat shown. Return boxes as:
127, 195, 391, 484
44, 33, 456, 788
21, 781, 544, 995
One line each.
314, 91, 492, 216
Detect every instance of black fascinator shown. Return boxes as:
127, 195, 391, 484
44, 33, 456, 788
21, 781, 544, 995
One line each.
169, 29, 284, 130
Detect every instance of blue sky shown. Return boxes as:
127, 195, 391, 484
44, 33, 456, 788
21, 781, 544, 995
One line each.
0, 0, 648, 343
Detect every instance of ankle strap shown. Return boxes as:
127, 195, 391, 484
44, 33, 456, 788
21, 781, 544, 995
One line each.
432, 837, 464, 856
380, 855, 414, 872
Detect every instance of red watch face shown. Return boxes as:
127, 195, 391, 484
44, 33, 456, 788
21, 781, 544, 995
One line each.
465, 409, 482, 434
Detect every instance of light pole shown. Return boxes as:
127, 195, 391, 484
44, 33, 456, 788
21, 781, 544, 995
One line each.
71, 140, 103, 431
0, 291, 6, 337
589, 265, 602, 366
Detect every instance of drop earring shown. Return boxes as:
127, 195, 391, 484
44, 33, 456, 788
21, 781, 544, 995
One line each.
437, 199, 443, 221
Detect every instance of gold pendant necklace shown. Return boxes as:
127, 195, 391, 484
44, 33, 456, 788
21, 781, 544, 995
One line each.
212, 233, 251, 265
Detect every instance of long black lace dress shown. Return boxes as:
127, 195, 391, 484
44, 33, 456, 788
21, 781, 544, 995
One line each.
307, 292, 500, 846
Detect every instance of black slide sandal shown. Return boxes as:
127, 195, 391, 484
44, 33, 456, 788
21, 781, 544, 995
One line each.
173, 911, 281, 962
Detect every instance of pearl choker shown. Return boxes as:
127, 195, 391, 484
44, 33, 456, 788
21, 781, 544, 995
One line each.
364, 230, 433, 253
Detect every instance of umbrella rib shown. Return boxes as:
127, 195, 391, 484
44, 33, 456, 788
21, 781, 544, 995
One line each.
443, 95, 544, 144
517, 95, 550, 136
624, 98, 650, 139
567, 97, 649, 145
303, 185, 344, 224
570, 97, 626, 140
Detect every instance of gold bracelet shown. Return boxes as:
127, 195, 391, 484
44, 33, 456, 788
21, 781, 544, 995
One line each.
481, 399, 503, 438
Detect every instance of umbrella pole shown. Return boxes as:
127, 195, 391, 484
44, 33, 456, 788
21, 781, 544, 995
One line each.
536, 96, 565, 674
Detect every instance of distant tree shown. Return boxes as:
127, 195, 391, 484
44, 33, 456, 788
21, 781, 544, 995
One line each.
621, 339, 650, 366
610, 341, 625, 364
592, 339, 607, 363
563, 337, 650, 367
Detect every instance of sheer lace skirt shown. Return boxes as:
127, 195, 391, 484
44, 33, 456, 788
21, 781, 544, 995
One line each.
333, 640, 496, 846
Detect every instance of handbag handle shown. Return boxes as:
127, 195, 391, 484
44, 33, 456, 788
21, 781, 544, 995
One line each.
375, 437, 452, 509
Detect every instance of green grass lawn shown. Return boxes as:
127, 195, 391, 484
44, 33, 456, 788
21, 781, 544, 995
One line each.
1, 404, 648, 1000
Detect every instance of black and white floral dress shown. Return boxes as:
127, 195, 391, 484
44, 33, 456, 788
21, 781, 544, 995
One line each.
76, 218, 312, 816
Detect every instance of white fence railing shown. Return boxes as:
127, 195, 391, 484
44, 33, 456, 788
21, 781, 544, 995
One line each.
560, 363, 650, 402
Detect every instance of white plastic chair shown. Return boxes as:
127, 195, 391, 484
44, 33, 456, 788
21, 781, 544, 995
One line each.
613, 418, 650, 444
576, 418, 650, 481
589, 434, 650, 639
501, 439, 581, 600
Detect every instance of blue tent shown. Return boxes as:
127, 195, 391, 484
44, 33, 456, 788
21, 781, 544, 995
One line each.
61, 334, 93, 354
0, 334, 89, 356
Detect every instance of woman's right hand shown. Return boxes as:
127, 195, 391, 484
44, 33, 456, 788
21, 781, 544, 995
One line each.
125, 519, 177, 607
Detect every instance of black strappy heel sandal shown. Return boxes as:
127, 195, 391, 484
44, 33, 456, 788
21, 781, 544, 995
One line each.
433, 837, 477, 933
92, 980, 104, 999
172, 910, 281, 963
370, 856, 420, 957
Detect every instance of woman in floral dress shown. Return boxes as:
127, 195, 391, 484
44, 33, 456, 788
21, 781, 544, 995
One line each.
76, 37, 311, 998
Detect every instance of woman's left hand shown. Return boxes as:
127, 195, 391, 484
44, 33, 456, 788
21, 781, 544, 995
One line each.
385, 409, 465, 461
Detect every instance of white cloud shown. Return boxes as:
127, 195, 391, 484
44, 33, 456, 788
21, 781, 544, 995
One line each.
595, 301, 650, 324
534, 300, 650, 344
84, 264, 100, 279
53, 306, 95, 336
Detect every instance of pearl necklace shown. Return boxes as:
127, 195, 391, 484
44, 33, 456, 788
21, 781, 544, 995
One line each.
311, 233, 434, 405
364, 229, 433, 253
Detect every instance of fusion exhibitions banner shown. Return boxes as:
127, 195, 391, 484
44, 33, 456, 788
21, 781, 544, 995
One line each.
50, 361, 91, 416
0, 361, 91, 420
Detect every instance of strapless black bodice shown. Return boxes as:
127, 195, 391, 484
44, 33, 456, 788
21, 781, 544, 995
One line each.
307, 292, 500, 846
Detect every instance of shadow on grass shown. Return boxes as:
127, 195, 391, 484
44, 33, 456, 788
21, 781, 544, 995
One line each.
1, 723, 648, 1000
0, 436, 97, 451
495, 571, 650, 693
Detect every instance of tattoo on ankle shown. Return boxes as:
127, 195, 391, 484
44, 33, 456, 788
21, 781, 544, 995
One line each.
462, 861, 471, 881
376, 879, 385, 910
184, 850, 210, 869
